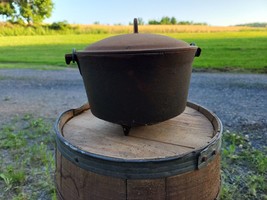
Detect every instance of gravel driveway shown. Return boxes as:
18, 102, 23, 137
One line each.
1, 69, 266, 148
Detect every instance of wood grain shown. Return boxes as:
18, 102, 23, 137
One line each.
166, 155, 221, 200
62, 106, 214, 160
57, 150, 126, 200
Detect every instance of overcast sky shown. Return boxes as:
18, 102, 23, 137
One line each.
45, 0, 267, 26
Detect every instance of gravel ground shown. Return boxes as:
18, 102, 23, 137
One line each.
0, 68, 266, 148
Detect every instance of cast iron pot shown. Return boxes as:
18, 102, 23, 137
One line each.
65, 19, 201, 130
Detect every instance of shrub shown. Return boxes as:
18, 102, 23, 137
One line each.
49, 20, 71, 30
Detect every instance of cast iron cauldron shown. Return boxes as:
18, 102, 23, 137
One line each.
65, 19, 201, 130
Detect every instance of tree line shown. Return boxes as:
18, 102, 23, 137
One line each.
135, 17, 207, 25
236, 22, 267, 27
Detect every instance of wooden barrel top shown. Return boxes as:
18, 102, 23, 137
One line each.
59, 102, 219, 160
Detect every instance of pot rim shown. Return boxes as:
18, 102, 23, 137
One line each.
75, 46, 198, 55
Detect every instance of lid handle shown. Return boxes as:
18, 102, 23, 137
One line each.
133, 18, 138, 33
190, 43, 201, 57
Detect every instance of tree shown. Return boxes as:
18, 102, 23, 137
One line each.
18, 0, 54, 25
148, 19, 160, 25
160, 16, 171, 25
0, 0, 54, 25
170, 17, 177, 25
0, 0, 16, 21
137, 17, 144, 25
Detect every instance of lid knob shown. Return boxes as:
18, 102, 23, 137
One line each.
133, 18, 138, 34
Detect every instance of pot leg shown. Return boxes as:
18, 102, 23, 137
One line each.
122, 125, 131, 136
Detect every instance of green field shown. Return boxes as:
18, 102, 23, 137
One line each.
0, 31, 267, 72
1, 26, 267, 199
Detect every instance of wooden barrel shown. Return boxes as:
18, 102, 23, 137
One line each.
55, 102, 222, 200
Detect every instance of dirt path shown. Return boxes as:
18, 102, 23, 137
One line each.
1, 69, 266, 148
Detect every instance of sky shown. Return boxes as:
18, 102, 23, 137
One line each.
44, 0, 267, 26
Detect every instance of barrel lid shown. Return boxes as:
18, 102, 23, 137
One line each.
83, 18, 196, 53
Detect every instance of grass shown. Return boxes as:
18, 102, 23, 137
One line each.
221, 131, 267, 200
0, 34, 108, 69
0, 30, 267, 72
1, 22, 266, 36
0, 115, 266, 199
0, 115, 56, 200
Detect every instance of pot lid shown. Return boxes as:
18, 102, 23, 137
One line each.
83, 18, 197, 53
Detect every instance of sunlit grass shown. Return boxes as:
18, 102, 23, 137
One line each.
0, 34, 108, 46
0, 30, 267, 72
1, 31, 267, 46
73, 24, 267, 34
1, 22, 266, 37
